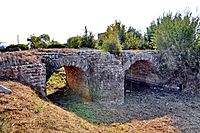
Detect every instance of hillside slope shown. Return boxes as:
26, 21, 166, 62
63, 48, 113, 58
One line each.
0, 81, 178, 133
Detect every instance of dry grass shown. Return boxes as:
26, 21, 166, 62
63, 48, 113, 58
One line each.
0, 80, 179, 133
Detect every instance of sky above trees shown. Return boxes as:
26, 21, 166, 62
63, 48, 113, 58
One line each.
0, 0, 199, 44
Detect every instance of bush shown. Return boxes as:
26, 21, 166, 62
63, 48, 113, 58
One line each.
47, 44, 65, 48
101, 33, 122, 54
66, 36, 82, 49
5, 44, 29, 51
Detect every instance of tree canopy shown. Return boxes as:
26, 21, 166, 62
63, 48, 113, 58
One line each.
27, 34, 51, 49
149, 11, 200, 91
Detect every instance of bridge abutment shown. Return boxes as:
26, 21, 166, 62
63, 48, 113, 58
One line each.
0, 63, 46, 96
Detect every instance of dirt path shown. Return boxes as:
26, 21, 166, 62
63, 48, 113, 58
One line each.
49, 89, 200, 133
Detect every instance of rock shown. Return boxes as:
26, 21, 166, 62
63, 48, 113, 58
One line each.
0, 85, 12, 94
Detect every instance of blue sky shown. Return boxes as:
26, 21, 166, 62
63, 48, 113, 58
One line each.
0, 0, 199, 45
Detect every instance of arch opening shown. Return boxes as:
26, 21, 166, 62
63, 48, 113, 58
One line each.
124, 60, 159, 94
46, 66, 91, 103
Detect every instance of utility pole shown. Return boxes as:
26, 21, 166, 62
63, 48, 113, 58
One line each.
17, 35, 19, 44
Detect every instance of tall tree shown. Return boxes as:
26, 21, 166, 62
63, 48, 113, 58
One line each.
99, 21, 143, 50
106, 21, 126, 45
27, 34, 51, 49
128, 26, 142, 39
101, 29, 122, 54
143, 21, 157, 49
81, 26, 96, 48
67, 36, 82, 48
122, 32, 141, 50
27, 35, 40, 49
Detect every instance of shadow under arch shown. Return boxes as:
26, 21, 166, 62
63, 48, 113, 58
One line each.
124, 60, 159, 93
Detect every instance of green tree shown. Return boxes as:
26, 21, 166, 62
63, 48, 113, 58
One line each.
39, 34, 51, 48
81, 26, 96, 48
198, 33, 200, 45
98, 21, 143, 50
105, 21, 126, 45
101, 30, 122, 54
5, 44, 29, 51
27, 34, 51, 49
152, 11, 200, 91
27, 35, 40, 49
48, 40, 65, 48
66, 36, 82, 48
122, 32, 141, 49
143, 21, 157, 49
128, 26, 142, 39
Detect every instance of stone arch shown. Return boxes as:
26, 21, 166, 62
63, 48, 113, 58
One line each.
124, 59, 159, 93
122, 52, 159, 71
45, 56, 89, 80
45, 56, 91, 102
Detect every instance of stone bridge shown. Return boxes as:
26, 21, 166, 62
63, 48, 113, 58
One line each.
0, 49, 160, 104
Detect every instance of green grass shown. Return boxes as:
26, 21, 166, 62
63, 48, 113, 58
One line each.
46, 67, 67, 95
68, 103, 102, 124
34, 102, 45, 113
0, 115, 8, 133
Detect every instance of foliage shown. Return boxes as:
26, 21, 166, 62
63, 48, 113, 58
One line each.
152, 11, 200, 91
66, 36, 82, 48
198, 33, 200, 45
47, 40, 65, 48
128, 26, 142, 39
81, 26, 96, 48
122, 31, 141, 50
0, 44, 29, 52
66, 27, 96, 49
27, 34, 51, 49
46, 67, 66, 95
0, 115, 8, 133
98, 21, 143, 51
34, 102, 45, 113
6, 44, 29, 51
101, 30, 122, 54
47, 43, 65, 48
143, 21, 157, 49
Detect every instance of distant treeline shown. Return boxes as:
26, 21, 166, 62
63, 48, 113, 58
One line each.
1, 11, 200, 54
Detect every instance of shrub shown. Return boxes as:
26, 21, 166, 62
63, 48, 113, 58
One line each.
66, 36, 82, 49
101, 33, 122, 54
5, 44, 29, 51
47, 44, 65, 48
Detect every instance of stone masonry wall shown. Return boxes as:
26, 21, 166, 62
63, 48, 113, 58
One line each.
0, 63, 46, 96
